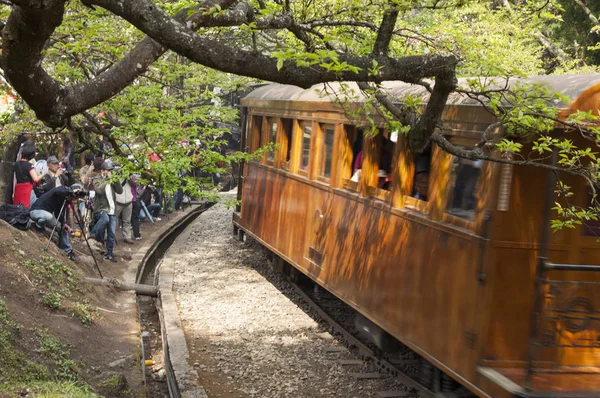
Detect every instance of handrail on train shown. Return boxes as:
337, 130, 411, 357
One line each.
544, 261, 600, 272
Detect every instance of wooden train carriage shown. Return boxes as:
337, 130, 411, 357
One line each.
233, 75, 600, 398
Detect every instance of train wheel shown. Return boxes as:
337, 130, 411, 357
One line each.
419, 358, 434, 389
283, 263, 300, 283
441, 372, 458, 392
272, 256, 285, 273
238, 229, 245, 242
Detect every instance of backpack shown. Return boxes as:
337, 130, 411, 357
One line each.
0, 203, 31, 230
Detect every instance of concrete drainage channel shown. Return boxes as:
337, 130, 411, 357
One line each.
135, 201, 215, 398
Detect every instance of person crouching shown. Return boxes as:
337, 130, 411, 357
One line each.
29, 185, 82, 261
90, 160, 122, 263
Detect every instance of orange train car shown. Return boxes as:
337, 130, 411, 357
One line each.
233, 75, 600, 397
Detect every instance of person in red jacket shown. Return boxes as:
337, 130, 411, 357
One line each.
13, 145, 43, 207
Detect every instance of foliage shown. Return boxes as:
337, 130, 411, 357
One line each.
72, 301, 98, 325
0, 299, 51, 387
0, 0, 263, 198
1, 381, 101, 397
542, 0, 600, 68
1, 0, 600, 230
21, 256, 103, 323
24, 256, 77, 303
41, 290, 63, 310
37, 329, 79, 381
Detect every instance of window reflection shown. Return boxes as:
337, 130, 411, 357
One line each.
300, 124, 312, 171
267, 120, 277, 161
322, 126, 334, 178
448, 157, 483, 221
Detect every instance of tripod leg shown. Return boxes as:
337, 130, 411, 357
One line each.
141, 201, 153, 224
74, 207, 103, 279
45, 200, 67, 251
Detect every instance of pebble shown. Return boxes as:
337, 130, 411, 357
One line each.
170, 192, 401, 397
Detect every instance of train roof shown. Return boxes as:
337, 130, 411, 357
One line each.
241, 74, 600, 109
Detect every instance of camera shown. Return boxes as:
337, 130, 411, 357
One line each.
66, 186, 88, 199
71, 189, 89, 199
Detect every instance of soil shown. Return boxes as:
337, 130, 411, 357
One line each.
0, 209, 181, 397
168, 194, 406, 397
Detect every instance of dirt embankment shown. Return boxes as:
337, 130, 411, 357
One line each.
0, 217, 168, 397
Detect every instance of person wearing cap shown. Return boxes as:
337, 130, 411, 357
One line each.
35, 155, 74, 197
90, 160, 123, 262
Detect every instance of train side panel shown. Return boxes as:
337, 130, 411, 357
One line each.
238, 161, 487, 394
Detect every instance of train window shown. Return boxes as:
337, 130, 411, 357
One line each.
300, 123, 312, 171
378, 135, 395, 191
411, 147, 432, 201
320, 124, 335, 179
447, 157, 483, 221
349, 128, 364, 184
250, 115, 263, 154
267, 119, 277, 162
281, 118, 293, 166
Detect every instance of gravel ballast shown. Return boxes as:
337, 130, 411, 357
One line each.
166, 193, 404, 397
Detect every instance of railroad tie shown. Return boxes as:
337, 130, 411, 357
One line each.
388, 359, 419, 366
351, 372, 388, 380
376, 391, 410, 398
337, 359, 364, 366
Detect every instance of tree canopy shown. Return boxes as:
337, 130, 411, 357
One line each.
1, 0, 600, 229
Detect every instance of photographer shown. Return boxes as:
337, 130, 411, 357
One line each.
90, 160, 122, 262
30, 184, 84, 261
34, 156, 74, 197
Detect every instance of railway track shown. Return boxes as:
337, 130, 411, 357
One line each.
135, 201, 214, 397
289, 279, 428, 398
285, 270, 474, 398
140, 202, 474, 397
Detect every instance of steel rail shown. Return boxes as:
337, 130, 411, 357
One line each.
137, 201, 214, 398
289, 281, 437, 398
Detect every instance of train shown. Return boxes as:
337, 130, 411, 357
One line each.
232, 75, 600, 397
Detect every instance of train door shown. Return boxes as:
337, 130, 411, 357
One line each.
304, 122, 336, 280
236, 106, 248, 212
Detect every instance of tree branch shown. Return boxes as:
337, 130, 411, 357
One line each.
534, 32, 570, 66
430, 132, 594, 178
87, 0, 458, 87
373, 8, 399, 56
574, 0, 599, 25
1, 0, 245, 128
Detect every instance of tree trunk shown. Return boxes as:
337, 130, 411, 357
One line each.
0, 139, 19, 204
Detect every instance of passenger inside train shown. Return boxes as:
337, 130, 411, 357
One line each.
448, 158, 483, 220
412, 149, 431, 201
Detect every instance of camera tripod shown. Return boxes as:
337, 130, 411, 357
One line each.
44, 197, 103, 279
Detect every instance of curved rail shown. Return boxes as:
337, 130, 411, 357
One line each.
136, 201, 214, 398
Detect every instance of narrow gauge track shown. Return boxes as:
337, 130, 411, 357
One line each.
139, 200, 473, 397
136, 201, 214, 398
282, 267, 475, 398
